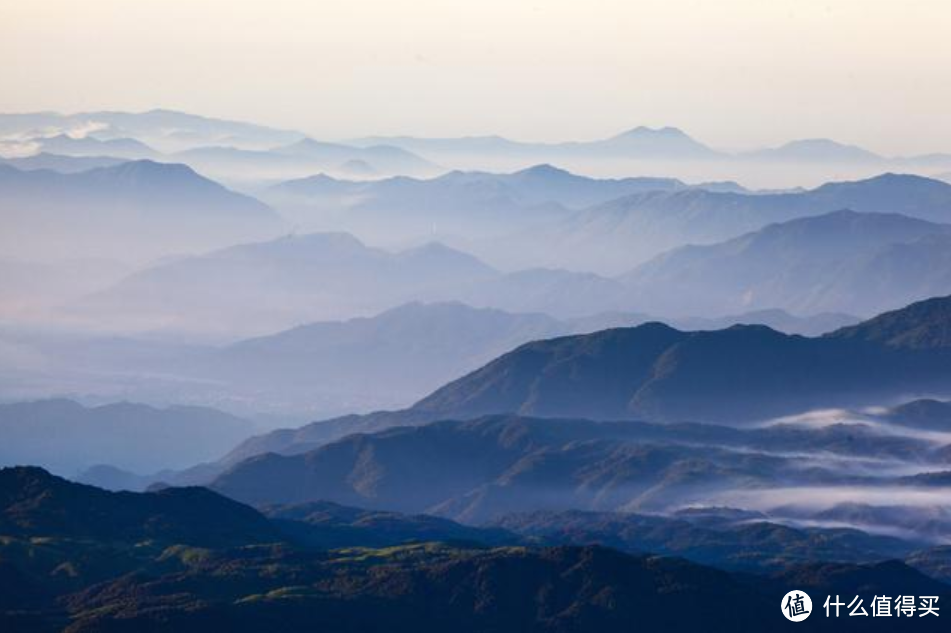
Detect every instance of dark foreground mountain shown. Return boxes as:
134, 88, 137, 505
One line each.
494, 509, 919, 572
262, 500, 515, 549
415, 295, 951, 423
0, 467, 277, 546
2, 467, 948, 633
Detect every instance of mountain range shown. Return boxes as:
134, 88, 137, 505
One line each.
350, 126, 723, 162
0, 399, 254, 476
621, 209, 951, 316
416, 295, 951, 423
75, 233, 500, 334
0, 109, 304, 153
78, 175, 951, 335
144, 295, 947, 478
209, 404, 951, 539
742, 138, 884, 163
4, 106, 951, 632
263, 164, 688, 241
0, 301, 858, 429
0, 152, 127, 173
74, 230, 648, 335
35, 134, 158, 159
0, 110, 441, 185
5, 110, 951, 192
0, 160, 283, 262
173, 138, 441, 184
521, 173, 951, 273
4, 466, 951, 632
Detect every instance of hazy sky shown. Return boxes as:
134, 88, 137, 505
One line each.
2, 0, 950, 154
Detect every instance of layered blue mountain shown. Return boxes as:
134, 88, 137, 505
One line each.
533, 173, 951, 273
743, 138, 883, 163
210, 406, 951, 532
79, 233, 637, 334
264, 164, 687, 242
414, 295, 951, 423
195, 298, 937, 471
350, 126, 723, 161
621, 209, 951, 316
0, 399, 254, 476
176, 137, 440, 183
35, 134, 158, 159
78, 234, 498, 334
0, 152, 127, 173
0, 160, 283, 261
0, 108, 304, 153
271, 163, 685, 210
0, 301, 858, 431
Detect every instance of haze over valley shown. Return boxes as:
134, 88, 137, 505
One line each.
3, 2, 951, 629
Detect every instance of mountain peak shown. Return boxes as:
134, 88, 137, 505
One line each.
828, 295, 951, 349
0, 466, 278, 546
810, 172, 951, 206
276, 231, 367, 250
601, 126, 717, 157
514, 163, 573, 179
612, 125, 690, 140
97, 158, 195, 178
754, 138, 881, 162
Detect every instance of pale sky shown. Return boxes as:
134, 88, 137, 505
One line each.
1, 0, 950, 154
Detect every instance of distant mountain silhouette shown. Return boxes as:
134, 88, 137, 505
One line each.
621, 210, 951, 316
0, 160, 283, 261
744, 138, 883, 163
173, 138, 440, 185
351, 125, 723, 161
531, 173, 951, 273
200, 302, 565, 410
0, 152, 127, 173
275, 137, 439, 173
273, 163, 685, 208
79, 233, 501, 334
594, 126, 722, 158
82, 228, 697, 334
265, 164, 686, 244
0, 399, 254, 476
335, 157, 379, 177
37, 134, 157, 159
